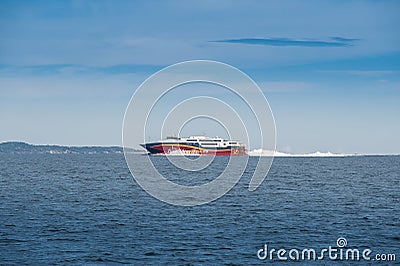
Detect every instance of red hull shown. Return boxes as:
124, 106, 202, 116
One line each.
149, 144, 247, 156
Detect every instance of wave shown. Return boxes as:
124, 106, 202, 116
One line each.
248, 149, 358, 157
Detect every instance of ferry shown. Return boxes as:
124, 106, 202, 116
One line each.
140, 136, 247, 156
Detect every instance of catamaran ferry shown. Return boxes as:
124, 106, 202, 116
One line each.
141, 136, 247, 156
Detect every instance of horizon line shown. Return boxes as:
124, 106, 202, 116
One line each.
1, 141, 399, 156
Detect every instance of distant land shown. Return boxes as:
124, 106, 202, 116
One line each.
0, 142, 143, 155
1, 141, 398, 157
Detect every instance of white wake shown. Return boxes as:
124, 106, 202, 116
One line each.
248, 149, 358, 157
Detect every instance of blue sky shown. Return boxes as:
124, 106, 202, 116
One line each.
0, 0, 399, 153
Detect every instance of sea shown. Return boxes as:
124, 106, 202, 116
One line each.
0, 154, 399, 265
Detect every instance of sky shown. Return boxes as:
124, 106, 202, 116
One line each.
0, 0, 399, 153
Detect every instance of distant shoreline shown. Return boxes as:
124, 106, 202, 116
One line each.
0, 141, 398, 157
0, 141, 142, 155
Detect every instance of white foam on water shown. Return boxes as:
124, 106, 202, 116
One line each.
248, 149, 359, 157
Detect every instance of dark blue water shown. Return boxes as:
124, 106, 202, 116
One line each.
1, 154, 399, 265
